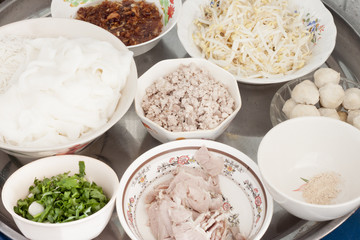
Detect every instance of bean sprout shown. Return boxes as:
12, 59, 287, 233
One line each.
193, 0, 313, 79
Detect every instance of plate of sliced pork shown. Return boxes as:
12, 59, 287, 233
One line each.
117, 139, 273, 240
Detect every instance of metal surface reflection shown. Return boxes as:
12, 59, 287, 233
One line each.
0, 1, 359, 239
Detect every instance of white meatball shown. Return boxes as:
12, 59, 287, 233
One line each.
352, 115, 360, 130
314, 68, 341, 88
338, 111, 348, 122
319, 83, 345, 109
347, 109, 360, 125
282, 98, 297, 118
290, 104, 320, 119
318, 108, 340, 120
291, 80, 319, 105
342, 88, 360, 110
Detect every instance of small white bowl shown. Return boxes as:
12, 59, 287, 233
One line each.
258, 117, 360, 221
177, 0, 336, 84
51, 0, 182, 56
0, 18, 137, 158
1, 155, 119, 240
134, 58, 242, 143
117, 139, 273, 240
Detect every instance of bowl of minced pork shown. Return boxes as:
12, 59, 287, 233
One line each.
0, 18, 137, 158
134, 58, 242, 143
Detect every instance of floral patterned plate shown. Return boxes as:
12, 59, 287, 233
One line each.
177, 0, 337, 85
117, 139, 273, 240
50, 0, 182, 56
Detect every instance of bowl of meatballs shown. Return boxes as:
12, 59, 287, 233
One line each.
270, 67, 360, 128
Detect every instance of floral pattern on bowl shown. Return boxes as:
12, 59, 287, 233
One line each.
117, 139, 273, 240
303, 13, 326, 44
159, 0, 175, 26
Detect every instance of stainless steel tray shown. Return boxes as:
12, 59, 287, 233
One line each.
0, 0, 359, 239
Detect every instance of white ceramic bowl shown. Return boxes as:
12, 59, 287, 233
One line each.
258, 117, 360, 221
117, 139, 273, 240
51, 0, 182, 56
270, 76, 360, 126
0, 18, 137, 158
1, 155, 119, 240
134, 58, 242, 143
177, 0, 336, 84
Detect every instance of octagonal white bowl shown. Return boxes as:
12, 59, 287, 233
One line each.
134, 58, 242, 143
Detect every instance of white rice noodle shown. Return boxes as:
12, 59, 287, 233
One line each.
0, 36, 133, 147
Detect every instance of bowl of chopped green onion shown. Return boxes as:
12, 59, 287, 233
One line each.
1, 155, 119, 240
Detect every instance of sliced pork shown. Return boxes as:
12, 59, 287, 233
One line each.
194, 145, 224, 176
146, 146, 242, 240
